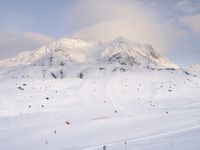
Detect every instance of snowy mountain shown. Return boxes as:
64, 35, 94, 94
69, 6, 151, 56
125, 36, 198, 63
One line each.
0, 37, 179, 79
97, 37, 178, 68
0, 37, 200, 150
0, 37, 178, 68
0, 38, 91, 66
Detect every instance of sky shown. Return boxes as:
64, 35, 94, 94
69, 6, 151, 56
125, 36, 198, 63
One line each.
0, 0, 200, 67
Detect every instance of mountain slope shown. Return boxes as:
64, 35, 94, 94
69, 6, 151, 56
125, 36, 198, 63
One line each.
0, 37, 178, 68
0, 37, 200, 150
0, 68, 200, 149
97, 37, 178, 68
0, 38, 92, 66
0, 37, 179, 79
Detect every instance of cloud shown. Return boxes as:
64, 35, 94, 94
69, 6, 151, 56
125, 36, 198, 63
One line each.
179, 14, 200, 34
175, 1, 200, 14
68, 0, 185, 52
72, 20, 184, 52
0, 32, 54, 59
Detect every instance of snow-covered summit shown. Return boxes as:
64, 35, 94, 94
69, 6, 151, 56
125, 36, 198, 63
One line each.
0, 38, 92, 66
97, 37, 178, 68
0, 36, 178, 69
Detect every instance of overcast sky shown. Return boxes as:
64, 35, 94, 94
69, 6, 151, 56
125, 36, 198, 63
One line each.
0, 0, 200, 67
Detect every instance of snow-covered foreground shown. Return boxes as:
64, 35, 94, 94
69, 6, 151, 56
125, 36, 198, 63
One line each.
0, 69, 200, 150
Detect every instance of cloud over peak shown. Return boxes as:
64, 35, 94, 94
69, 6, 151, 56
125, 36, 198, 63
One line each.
69, 0, 185, 52
0, 32, 54, 59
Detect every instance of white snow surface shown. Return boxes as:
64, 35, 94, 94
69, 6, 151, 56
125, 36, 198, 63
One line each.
189, 64, 200, 72
0, 37, 199, 150
0, 68, 200, 150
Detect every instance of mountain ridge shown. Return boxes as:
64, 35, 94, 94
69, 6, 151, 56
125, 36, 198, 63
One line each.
0, 37, 178, 68
0, 37, 180, 79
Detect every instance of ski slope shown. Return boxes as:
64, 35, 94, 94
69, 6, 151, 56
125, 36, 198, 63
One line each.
0, 69, 200, 150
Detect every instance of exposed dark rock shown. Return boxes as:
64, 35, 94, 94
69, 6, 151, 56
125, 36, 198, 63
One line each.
17, 87, 24, 90
79, 72, 84, 79
51, 73, 57, 78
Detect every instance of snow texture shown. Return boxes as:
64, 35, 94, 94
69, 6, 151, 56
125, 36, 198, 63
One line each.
0, 37, 199, 150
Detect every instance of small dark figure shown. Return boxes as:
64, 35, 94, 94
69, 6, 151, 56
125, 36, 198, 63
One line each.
103, 145, 106, 150
60, 70, 64, 79
125, 141, 127, 150
60, 62, 65, 66
41, 105, 44, 108
65, 121, 70, 125
54, 130, 56, 134
79, 72, 84, 79
99, 67, 105, 70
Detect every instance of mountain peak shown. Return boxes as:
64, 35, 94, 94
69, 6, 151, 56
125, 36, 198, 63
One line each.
0, 36, 178, 69
47, 37, 91, 50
